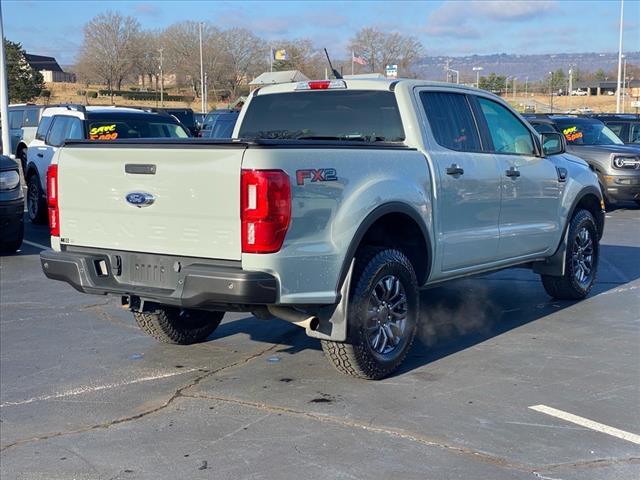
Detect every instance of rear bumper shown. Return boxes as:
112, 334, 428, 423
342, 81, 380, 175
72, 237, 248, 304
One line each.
40, 248, 278, 309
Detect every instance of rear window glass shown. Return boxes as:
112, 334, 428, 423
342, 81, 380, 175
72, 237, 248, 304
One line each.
87, 119, 189, 140
239, 90, 405, 143
209, 118, 236, 139
9, 110, 23, 129
23, 109, 40, 126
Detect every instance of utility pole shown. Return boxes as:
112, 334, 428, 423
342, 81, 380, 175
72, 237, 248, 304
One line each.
525, 76, 529, 96
512, 77, 517, 100
199, 22, 205, 114
622, 57, 627, 113
616, 0, 624, 113
158, 48, 164, 107
568, 68, 573, 111
549, 72, 554, 114
204, 72, 208, 112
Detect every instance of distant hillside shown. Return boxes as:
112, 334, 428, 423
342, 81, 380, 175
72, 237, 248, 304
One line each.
416, 52, 640, 83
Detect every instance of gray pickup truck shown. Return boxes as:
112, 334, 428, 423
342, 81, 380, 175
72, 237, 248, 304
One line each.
40, 79, 604, 379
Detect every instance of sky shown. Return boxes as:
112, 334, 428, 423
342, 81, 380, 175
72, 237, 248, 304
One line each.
3, 0, 639, 65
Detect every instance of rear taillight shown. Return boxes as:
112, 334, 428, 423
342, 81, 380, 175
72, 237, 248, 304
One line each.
241, 169, 290, 253
47, 164, 60, 237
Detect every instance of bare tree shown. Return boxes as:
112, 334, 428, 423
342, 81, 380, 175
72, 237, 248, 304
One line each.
349, 28, 425, 76
132, 30, 161, 89
271, 39, 325, 79
77, 11, 141, 97
219, 28, 268, 97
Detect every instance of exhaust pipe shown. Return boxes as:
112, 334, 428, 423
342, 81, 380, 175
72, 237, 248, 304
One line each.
267, 306, 320, 331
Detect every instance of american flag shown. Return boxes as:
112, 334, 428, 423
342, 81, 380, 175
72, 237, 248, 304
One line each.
352, 52, 368, 66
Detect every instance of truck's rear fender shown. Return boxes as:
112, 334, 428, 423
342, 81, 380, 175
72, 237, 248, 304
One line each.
240, 146, 433, 305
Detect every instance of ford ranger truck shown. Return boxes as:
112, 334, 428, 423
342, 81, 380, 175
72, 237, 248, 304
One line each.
40, 79, 605, 380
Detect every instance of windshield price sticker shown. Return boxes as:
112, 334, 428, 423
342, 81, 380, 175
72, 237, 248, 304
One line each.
562, 126, 583, 142
90, 124, 118, 141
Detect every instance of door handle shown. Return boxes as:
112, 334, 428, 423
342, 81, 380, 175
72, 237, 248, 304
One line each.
446, 164, 464, 176
37, 153, 44, 158
505, 166, 520, 178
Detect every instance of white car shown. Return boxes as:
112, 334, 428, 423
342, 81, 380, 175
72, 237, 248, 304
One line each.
25, 105, 190, 223
571, 89, 588, 96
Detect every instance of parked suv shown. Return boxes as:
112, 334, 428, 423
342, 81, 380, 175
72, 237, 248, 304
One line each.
199, 109, 239, 139
0, 155, 24, 253
41, 80, 604, 379
25, 105, 190, 224
526, 114, 640, 207
591, 114, 640, 145
3, 104, 45, 171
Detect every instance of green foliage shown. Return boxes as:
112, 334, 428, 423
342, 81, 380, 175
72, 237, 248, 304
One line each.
87, 91, 98, 98
40, 90, 51, 98
594, 69, 607, 82
479, 73, 507, 92
4, 40, 45, 102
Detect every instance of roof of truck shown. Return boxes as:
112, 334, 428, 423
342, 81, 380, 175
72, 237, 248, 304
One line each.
254, 78, 483, 95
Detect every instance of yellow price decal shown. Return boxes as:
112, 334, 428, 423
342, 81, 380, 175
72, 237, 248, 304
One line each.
562, 126, 583, 142
89, 124, 118, 141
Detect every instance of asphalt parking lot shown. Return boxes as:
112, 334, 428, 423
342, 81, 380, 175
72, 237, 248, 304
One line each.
1, 206, 639, 480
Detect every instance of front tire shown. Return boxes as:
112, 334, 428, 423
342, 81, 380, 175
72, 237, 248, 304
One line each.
133, 307, 224, 345
541, 209, 599, 300
322, 247, 419, 380
27, 175, 47, 224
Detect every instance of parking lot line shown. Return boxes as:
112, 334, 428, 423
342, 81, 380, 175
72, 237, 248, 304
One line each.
529, 404, 640, 445
0, 369, 200, 408
22, 239, 49, 250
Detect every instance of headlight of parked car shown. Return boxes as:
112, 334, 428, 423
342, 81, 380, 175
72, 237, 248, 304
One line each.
0, 170, 20, 190
611, 155, 640, 170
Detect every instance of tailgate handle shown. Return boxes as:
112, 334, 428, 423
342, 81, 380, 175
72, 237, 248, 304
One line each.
125, 164, 156, 175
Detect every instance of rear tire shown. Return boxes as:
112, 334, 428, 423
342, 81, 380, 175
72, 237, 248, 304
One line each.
133, 307, 224, 345
27, 175, 47, 224
541, 209, 599, 300
321, 247, 419, 380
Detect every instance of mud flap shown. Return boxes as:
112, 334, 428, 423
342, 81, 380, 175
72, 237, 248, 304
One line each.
305, 259, 354, 342
533, 230, 567, 277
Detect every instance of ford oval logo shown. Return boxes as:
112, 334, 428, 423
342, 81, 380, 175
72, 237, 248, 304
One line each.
126, 192, 155, 208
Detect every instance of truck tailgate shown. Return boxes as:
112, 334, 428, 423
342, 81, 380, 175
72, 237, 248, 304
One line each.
57, 144, 245, 260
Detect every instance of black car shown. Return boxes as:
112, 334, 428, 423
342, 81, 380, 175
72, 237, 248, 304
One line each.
200, 109, 240, 139
153, 108, 198, 136
0, 155, 24, 253
590, 114, 640, 145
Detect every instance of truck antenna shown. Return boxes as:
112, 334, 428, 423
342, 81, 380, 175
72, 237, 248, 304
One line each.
324, 48, 343, 80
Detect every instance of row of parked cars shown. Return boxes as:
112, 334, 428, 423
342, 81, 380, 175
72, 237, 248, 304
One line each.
0, 103, 241, 253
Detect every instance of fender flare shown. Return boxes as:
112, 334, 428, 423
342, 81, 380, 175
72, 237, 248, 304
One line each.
533, 186, 604, 276
335, 201, 433, 292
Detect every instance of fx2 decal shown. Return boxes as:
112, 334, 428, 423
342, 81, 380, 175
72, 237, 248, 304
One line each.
296, 168, 338, 186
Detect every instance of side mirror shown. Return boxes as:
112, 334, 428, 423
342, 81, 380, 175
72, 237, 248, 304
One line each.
541, 132, 565, 156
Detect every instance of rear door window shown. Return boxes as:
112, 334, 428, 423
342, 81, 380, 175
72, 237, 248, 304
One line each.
87, 118, 189, 140
239, 90, 405, 143
420, 91, 481, 151
477, 98, 536, 155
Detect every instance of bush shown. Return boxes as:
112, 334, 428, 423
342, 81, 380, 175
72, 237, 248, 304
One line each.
40, 89, 51, 98
76, 89, 86, 96
87, 91, 98, 98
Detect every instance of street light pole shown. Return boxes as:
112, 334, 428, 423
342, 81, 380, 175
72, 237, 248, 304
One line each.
158, 48, 164, 107
473, 66, 483, 88
199, 22, 205, 114
513, 77, 517, 100
505, 75, 511, 97
525, 76, 529, 96
0, 2, 10, 161
549, 72, 554, 113
616, 0, 624, 113
622, 57, 627, 113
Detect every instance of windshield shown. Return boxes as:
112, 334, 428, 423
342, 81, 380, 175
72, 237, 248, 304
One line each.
555, 119, 624, 146
238, 90, 405, 143
87, 118, 189, 140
